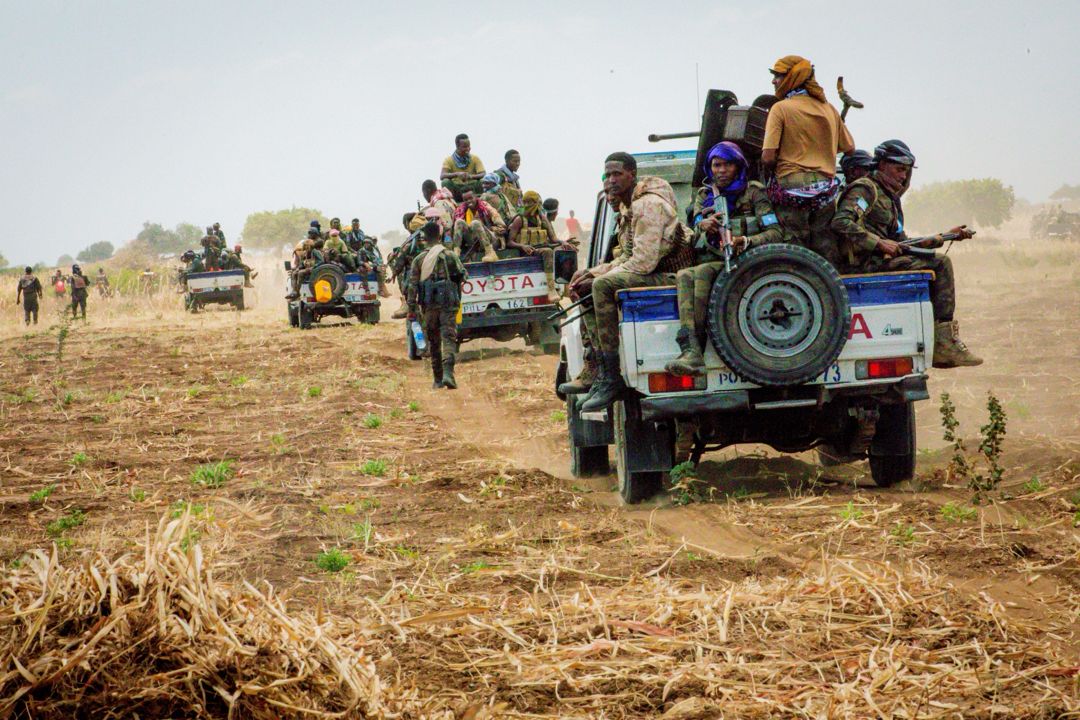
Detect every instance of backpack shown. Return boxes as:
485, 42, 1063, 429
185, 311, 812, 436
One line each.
54, 279, 66, 294
72, 274, 87, 290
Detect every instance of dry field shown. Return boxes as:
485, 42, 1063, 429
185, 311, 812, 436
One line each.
0, 241, 1077, 718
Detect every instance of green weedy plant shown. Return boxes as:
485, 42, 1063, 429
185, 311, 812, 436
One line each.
360, 459, 386, 476
669, 461, 705, 506
29, 485, 56, 503
70, 452, 89, 467
839, 501, 864, 522
975, 392, 1007, 494
890, 522, 916, 546
190, 460, 234, 488
306, 385, 322, 398
315, 548, 350, 572
46, 509, 86, 537
940, 393, 972, 484
362, 414, 382, 429
941, 501, 978, 523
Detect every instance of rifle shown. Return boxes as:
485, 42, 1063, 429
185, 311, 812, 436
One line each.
899, 231, 972, 257
547, 294, 594, 328
836, 77, 864, 122
701, 197, 735, 273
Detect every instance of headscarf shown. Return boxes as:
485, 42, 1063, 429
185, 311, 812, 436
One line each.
701, 141, 749, 215
430, 188, 455, 204
481, 172, 501, 190
771, 55, 826, 103
497, 164, 520, 187
522, 190, 542, 217
451, 151, 471, 169
329, 229, 340, 237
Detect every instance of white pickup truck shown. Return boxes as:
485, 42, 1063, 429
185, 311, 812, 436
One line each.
406, 252, 574, 359
559, 143, 933, 503
184, 269, 246, 312
286, 263, 381, 328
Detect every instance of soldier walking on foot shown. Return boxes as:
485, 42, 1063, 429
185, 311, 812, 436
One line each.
16, 267, 43, 326
407, 222, 468, 389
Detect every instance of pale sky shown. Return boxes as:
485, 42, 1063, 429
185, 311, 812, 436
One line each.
2, 0, 1076, 267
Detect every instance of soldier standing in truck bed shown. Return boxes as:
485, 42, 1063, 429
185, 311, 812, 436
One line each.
762, 54, 854, 265
831, 139, 981, 369
407, 221, 467, 389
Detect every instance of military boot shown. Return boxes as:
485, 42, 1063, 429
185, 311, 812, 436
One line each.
391, 301, 409, 320
481, 237, 499, 263
559, 350, 597, 395
580, 351, 625, 412
431, 355, 444, 389
441, 352, 458, 390
665, 326, 705, 376
933, 320, 983, 368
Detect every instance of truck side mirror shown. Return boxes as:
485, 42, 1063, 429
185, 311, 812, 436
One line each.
284, 261, 292, 271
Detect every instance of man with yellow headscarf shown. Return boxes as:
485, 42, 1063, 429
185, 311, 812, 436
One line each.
506, 190, 568, 304
762, 55, 854, 266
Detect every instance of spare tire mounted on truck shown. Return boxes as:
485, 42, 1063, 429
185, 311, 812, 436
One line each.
706, 243, 850, 387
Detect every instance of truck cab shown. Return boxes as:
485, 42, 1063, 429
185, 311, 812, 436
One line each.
559, 90, 933, 503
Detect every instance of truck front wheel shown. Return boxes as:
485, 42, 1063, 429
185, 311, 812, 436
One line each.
868, 401, 916, 487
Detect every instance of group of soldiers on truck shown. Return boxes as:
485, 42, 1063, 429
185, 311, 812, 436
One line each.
388, 135, 577, 387
563, 54, 983, 413
180, 223, 257, 289
285, 217, 390, 300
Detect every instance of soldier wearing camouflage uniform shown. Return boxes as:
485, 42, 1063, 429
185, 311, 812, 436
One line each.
506, 190, 567, 304
16, 266, 43, 326
831, 139, 981, 368
452, 190, 503, 263
407, 222, 468, 389
667, 142, 784, 376
574, 152, 691, 412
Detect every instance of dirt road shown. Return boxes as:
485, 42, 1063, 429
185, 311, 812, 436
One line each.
1, 241, 1077, 717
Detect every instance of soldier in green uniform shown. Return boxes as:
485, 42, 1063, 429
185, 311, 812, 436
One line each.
68, 264, 89, 320
480, 173, 515, 235
440, 133, 486, 199
407, 222, 468, 389
667, 142, 785, 376
16, 266, 43, 326
831, 139, 981, 368
506, 190, 568, 304
840, 150, 875, 184
213, 223, 225, 244
323, 229, 356, 271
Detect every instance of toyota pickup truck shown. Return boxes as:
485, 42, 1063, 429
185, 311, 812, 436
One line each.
184, 269, 246, 312
558, 92, 933, 502
406, 250, 575, 359
285, 261, 380, 328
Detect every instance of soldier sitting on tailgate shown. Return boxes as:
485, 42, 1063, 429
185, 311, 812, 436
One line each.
323, 228, 356, 271
452, 190, 503, 263
831, 139, 981, 368
506, 190, 572, 304
666, 142, 784, 376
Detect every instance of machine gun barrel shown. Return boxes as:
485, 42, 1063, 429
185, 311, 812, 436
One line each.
546, 294, 592, 323
648, 131, 700, 143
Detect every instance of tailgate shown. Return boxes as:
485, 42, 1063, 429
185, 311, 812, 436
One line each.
461, 256, 551, 314
187, 270, 244, 292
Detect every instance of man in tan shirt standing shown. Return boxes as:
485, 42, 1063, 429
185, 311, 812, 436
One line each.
762, 55, 855, 265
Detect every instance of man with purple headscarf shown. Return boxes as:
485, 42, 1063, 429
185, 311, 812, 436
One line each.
666, 142, 784, 376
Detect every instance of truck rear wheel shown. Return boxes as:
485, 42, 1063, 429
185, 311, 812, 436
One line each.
298, 303, 313, 330
234, 293, 245, 311
707, 244, 849, 387
869, 402, 916, 487
613, 399, 664, 504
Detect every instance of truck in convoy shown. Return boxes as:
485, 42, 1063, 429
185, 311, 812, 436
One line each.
558, 89, 934, 502
183, 270, 246, 312
406, 250, 575, 359
285, 261, 381, 328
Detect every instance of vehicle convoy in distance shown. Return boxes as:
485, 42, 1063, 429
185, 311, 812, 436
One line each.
406, 250, 574, 360
559, 90, 934, 503
285, 261, 381, 328
183, 269, 246, 312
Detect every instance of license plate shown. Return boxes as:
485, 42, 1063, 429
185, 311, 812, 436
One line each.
462, 297, 529, 314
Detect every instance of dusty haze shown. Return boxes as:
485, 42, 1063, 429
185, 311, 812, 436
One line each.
2, 0, 1078, 266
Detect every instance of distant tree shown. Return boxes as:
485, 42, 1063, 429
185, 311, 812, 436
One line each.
905, 178, 1015, 232
76, 241, 115, 262
1049, 184, 1080, 201
0, 252, 7, 269
241, 207, 327, 250
175, 222, 204, 251
57, 254, 74, 267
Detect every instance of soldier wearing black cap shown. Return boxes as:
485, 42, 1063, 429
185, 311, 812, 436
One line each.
840, 150, 876, 183
16, 267, 43, 326
832, 139, 981, 368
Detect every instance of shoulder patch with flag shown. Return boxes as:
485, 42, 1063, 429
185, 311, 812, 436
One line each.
761, 213, 778, 226
855, 197, 869, 212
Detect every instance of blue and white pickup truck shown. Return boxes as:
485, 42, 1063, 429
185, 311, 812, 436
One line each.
286, 262, 381, 328
184, 269, 246, 312
406, 252, 574, 359
559, 146, 933, 503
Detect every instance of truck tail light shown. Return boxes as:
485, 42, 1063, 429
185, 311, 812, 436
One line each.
531, 295, 551, 306
855, 357, 914, 380
648, 373, 706, 393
